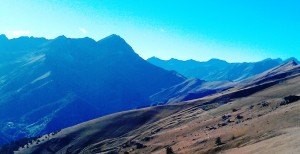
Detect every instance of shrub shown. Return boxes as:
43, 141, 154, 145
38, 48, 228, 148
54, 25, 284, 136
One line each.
222, 115, 229, 120
166, 146, 175, 154
280, 95, 300, 106
231, 136, 235, 140
215, 137, 222, 146
261, 101, 269, 107
236, 114, 243, 120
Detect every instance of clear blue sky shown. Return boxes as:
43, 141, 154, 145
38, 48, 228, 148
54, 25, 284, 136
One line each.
0, 0, 299, 62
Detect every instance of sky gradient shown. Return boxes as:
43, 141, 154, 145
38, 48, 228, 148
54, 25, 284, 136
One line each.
0, 0, 299, 62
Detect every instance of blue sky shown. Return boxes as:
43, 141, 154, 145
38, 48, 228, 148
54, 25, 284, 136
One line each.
0, 0, 299, 62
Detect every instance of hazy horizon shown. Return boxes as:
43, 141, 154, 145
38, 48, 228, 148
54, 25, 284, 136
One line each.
1, 0, 299, 62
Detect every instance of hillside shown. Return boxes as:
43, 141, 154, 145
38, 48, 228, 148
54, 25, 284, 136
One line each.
9, 61, 300, 154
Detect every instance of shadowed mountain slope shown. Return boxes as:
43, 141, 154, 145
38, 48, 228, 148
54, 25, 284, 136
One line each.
0, 34, 185, 145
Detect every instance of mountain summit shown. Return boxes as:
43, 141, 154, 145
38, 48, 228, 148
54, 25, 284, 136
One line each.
97, 34, 139, 56
0, 34, 8, 41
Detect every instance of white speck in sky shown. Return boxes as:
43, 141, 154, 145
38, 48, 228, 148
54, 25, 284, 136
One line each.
80, 28, 87, 34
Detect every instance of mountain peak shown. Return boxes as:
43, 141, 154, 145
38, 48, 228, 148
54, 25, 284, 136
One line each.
207, 58, 228, 65
55, 35, 67, 40
0, 34, 8, 41
147, 56, 160, 61
169, 58, 180, 61
97, 34, 136, 56
108, 34, 122, 39
284, 57, 299, 64
285, 59, 298, 66
261, 60, 299, 77
276, 59, 298, 69
98, 34, 125, 43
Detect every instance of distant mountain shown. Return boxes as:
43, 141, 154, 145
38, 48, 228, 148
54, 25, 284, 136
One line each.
0, 34, 185, 145
147, 57, 299, 81
240, 60, 300, 87
150, 60, 299, 105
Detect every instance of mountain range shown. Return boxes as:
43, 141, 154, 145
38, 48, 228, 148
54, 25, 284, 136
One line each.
0, 34, 185, 145
149, 60, 300, 105
1, 34, 300, 154
6, 57, 300, 154
147, 56, 299, 81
